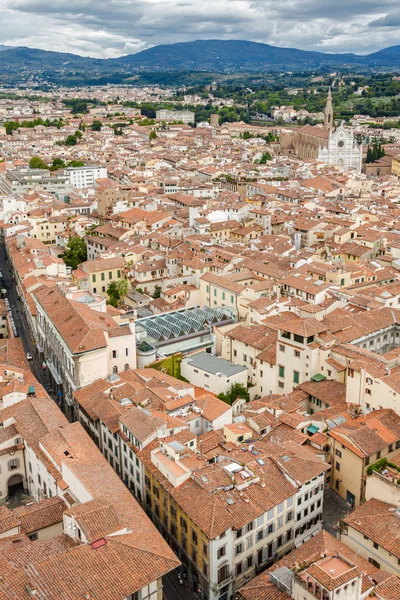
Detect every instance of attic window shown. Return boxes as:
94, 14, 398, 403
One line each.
64, 451, 70, 456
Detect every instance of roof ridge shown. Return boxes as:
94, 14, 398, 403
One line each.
109, 535, 180, 563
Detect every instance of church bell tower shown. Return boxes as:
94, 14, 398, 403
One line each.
324, 87, 333, 131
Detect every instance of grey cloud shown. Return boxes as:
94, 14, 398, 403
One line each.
369, 11, 400, 27
1, 0, 400, 58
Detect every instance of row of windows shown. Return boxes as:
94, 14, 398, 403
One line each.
279, 345, 301, 358
235, 514, 294, 556
111, 348, 130, 359
167, 512, 208, 557
296, 500, 321, 521
295, 514, 321, 536
235, 530, 294, 576
236, 501, 293, 540
278, 365, 299, 383
297, 485, 323, 505
92, 270, 121, 283
206, 285, 235, 304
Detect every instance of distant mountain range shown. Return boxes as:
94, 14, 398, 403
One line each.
1, 39, 400, 83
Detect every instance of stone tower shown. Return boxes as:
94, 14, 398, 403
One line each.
210, 113, 219, 128
324, 87, 333, 131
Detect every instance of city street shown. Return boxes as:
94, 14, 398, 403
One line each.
0, 242, 52, 393
163, 571, 200, 600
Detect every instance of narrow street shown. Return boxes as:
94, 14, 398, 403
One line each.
322, 488, 351, 537
163, 571, 200, 600
0, 241, 53, 395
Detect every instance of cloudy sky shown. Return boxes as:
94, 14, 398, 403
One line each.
1, 0, 400, 58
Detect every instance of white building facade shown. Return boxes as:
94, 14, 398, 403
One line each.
67, 165, 108, 189
318, 125, 362, 172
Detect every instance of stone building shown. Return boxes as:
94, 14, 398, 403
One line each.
280, 89, 362, 171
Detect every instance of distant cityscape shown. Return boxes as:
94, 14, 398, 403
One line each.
0, 33, 400, 600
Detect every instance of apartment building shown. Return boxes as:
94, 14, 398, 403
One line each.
328, 409, 400, 506
221, 316, 333, 397
72, 361, 328, 599
340, 498, 400, 575
117, 207, 171, 233
32, 285, 136, 420
66, 164, 107, 188
0, 496, 65, 541
130, 259, 168, 295
140, 441, 297, 600
278, 273, 332, 306
0, 168, 72, 198
29, 213, 67, 244
221, 324, 277, 393
0, 346, 179, 599
238, 529, 391, 600
139, 435, 328, 600
200, 270, 273, 319
72, 256, 126, 298
156, 109, 195, 124
74, 368, 231, 478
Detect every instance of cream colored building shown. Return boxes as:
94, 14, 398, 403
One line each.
200, 270, 273, 320
72, 256, 126, 298
0, 352, 179, 598
28, 214, 67, 244
391, 153, 400, 178
0, 430, 25, 503
32, 285, 136, 420
365, 470, 400, 506
340, 499, 400, 575
328, 410, 400, 507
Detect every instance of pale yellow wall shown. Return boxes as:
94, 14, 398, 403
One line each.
365, 471, 400, 506
330, 435, 400, 507
391, 157, 400, 178
87, 267, 123, 297
330, 438, 364, 506
341, 525, 400, 575
223, 426, 252, 445
35, 521, 63, 541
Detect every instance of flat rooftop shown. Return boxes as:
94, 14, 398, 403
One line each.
184, 351, 247, 377
319, 557, 352, 577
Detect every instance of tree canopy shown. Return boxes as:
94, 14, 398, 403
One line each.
152, 285, 162, 299
116, 279, 128, 303
61, 237, 87, 271
256, 152, 272, 164
92, 120, 102, 131
29, 156, 49, 170
218, 383, 250, 405
365, 141, 386, 163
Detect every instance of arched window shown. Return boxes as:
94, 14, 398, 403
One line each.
113, 366, 118, 374
124, 363, 129, 371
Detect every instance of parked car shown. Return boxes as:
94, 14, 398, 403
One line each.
26, 352, 33, 360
